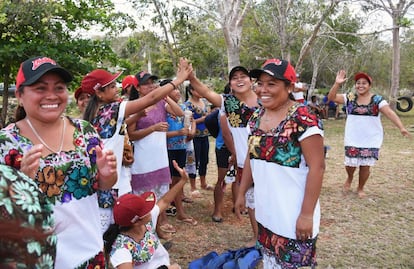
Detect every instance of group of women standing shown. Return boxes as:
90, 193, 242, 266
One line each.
0, 55, 411, 269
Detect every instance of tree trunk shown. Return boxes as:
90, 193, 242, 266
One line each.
1, 67, 11, 129
390, 11, 400, 110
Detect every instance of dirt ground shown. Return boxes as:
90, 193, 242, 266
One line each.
166, 115, 414, 269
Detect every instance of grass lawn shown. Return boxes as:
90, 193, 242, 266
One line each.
167, 111, 414, 268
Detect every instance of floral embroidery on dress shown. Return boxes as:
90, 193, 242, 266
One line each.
111, 221, 160, 266
92, 102, 121, 139
0, 118, 102, 205
248, 104, 322, 168
223, 94, 257, 128
345, 146, 379, 160
0, 164, 56, 268
257, 223, 317, 269
346, 92, 383, 116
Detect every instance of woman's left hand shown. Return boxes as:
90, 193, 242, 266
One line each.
96, 146, 117, 188
295, 214, 313, 241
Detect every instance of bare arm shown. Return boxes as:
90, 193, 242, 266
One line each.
296, 134, 325, 240
328, 70, 347, 104
380, 105, 412, 138
219, 114, 236, 164
234, 153, 253, 220
157, 160, 189, 211
165, 96, 184, 117
187, 72, 222, 107
128, 122, 168, 141
125, 58, 192, 117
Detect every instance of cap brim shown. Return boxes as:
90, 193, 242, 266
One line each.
102, 71, 123, 88
142, 75, 158, 84
139, 191, 156, 219
22, 67, 73, 86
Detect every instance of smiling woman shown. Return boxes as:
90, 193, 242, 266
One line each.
0, 56, 118, 268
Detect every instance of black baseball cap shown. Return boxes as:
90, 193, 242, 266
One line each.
16, 56, 73, 89
229, 66, 249, 81
250, 58, 296, 83
135, 71, 158, 85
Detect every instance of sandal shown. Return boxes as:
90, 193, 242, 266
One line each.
212, 216, 223, 223
159, 223, 177, 233
201, 184, 214, 191
176, 217, 198, 226
166, 206, 177, 217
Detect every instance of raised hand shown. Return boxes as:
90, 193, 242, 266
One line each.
176, 57, 193, 82
95, 146, 117, 190
335, 70, 347, 85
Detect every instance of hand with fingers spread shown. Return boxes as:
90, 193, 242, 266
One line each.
335, 69, 347, 85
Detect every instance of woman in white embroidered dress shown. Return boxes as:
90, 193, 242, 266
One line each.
0, 56, 117, 268
82, 60, 192, 233
328, 70, 411, 198
235, 59, 325, 269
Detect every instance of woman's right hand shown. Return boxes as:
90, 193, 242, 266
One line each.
335, 70, 347, 85
176, 57, 193, 83
152, 122, 169, 132
20, 144, 43, 179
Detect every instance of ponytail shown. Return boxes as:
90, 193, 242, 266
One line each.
83, 94, 100, 123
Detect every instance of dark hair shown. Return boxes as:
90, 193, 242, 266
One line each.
83, 87, 106, 122
224, 83, 231, 94
129, 86, 139, 101
185, 84, 193, 100
159, 79, 173, 87
14, 86, 26, 122
103, 224, 131, 261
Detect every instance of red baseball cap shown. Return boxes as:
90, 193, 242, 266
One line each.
113, 192, 156, 227
354, 72, 372, 85
250, 58, 296, 83
121, 75, 139, 90
16, 56, 73, 90
74, 86, 95, 101
81, 69, 123, 93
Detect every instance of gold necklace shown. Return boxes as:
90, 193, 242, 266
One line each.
26, 117, 66, 154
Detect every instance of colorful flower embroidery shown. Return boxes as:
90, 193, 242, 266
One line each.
258, 222, 317, 269
223, 94, 257, 128
111, 221, 160, 266
0, 164, 56, 268
92, 102, 121, 139
4, 148, 22, 169
0, 118, 101, 205
12, 180, 42, 214
345, 146, 379, 160
248, 104, 322, 168
75, 251, 106, 269
346, 92, 383, 116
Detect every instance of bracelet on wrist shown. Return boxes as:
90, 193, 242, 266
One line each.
169, 81, 177, 90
